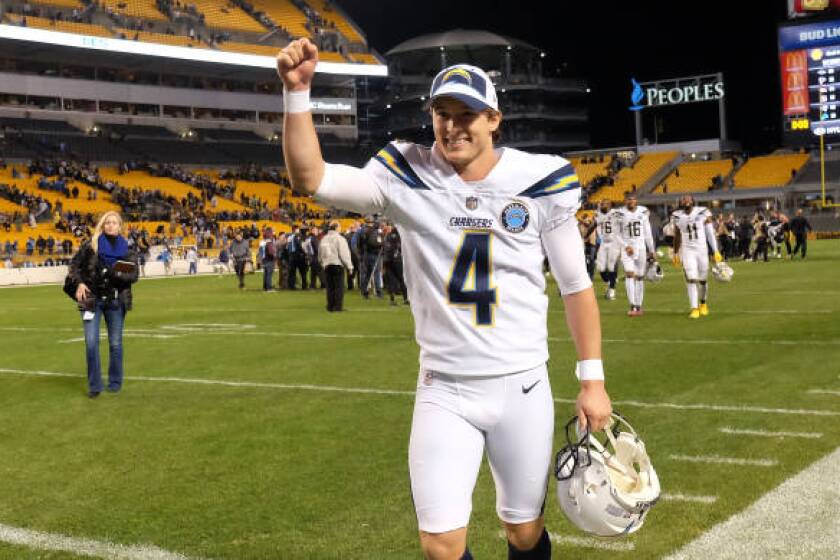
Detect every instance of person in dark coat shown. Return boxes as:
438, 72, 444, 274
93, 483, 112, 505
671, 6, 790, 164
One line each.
67, 211, 139, 398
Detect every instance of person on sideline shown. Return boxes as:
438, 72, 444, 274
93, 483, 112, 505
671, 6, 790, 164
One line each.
230, 231, 250, 289
67, 211, 139, 398
277, 39, 612, 560
318, 221, 353, 311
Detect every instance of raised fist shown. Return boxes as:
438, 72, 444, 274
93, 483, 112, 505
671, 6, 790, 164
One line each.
276, 38, 319, 91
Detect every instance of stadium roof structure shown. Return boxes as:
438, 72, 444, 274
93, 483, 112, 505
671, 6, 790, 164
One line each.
387, 29, 540, 55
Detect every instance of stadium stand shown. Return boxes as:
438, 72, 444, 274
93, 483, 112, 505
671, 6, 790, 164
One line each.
654, 159, 733, 194
0, 198, 27, 214
216, 41, 280, 56
189, 0, 267, 33
319, 50, 348, 62
305, 0, 365, 44
589, 152, 679, 203
117, 28, 206, 48
2, 14, 115, 38
98, 168, 248, 214
731, 153, 810, 189
568, 157, 610, 187
247, 0, 311, 39
100, 0, 167, 21
30, 0, 84, 8
349, 52, 380, 65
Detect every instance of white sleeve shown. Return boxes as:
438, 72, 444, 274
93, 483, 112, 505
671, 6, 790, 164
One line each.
313, 162, 388, 215
543, 217, 593, 296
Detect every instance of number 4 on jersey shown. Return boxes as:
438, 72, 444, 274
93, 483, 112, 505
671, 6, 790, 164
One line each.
448, 232, 497, 326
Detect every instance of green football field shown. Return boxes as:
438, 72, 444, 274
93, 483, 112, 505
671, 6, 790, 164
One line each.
1, 240, 838, 559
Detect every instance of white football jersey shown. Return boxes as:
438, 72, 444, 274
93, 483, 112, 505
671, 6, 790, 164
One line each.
594, 210, 621, 245
615, 205, 652, 247
671, 206, 711, 252
316, 142, 584, 376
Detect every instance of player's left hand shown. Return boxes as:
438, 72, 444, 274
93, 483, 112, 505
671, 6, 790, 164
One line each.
714, 251, 723, 264
576, 381, 612, 433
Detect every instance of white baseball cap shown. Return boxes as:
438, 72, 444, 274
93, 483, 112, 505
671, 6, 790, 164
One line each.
429, 64, 499, 112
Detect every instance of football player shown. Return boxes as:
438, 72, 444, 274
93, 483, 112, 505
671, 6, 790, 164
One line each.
615, 193, 656, 316
671, 195, 723, 319
277, 39, 612, 560
584, 200, 621, 300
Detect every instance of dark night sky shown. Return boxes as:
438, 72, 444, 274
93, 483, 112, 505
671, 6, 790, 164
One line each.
338, 0, 790, 152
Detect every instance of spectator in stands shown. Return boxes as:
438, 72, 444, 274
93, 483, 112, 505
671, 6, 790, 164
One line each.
67, 211, 138, 398
790, 209, 813, 259
230, 231, 250, 289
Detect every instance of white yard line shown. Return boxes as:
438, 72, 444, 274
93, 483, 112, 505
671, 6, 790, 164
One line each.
808, 389, 840, 397
1, 368, 839, 418
661, 493, 718, 504
664, 445, 840, 559
496, 530, 635, 552
0, 368, 415, 396
719, 427, 823, 439
669, 455, 778, 467
0, 522, 200, 560
4, 325, 840, 347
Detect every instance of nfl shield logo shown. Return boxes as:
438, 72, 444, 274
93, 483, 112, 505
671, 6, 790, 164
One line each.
466, 196, 479, 210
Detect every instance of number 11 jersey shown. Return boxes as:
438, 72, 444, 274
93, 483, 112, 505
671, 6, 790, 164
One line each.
314, 141, 587, 376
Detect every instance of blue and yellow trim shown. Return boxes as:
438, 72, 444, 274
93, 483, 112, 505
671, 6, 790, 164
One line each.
373, 144, 430, 190
518, 164, 581, 199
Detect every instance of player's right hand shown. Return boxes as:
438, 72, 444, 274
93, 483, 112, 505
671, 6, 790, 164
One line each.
625, 246, 634, 256
276, 38, 318, 91
576, 381, 612, 433
672, 254, 681, 267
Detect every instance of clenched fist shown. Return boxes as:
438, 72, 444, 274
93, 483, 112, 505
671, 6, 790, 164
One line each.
276, 38, 319, 91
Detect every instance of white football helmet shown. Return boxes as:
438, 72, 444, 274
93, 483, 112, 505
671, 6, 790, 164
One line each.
555, 413, 660, 537
711, 262, 734, 282
644, 261, 664, 283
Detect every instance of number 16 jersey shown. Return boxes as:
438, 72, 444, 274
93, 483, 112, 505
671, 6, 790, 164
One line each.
315, 141, 589, 376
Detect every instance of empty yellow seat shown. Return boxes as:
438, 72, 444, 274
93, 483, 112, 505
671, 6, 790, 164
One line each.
655, 160, 733, 194
731, 154, 809, 189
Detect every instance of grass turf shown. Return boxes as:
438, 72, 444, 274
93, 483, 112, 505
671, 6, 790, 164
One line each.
0, 240, 838, 559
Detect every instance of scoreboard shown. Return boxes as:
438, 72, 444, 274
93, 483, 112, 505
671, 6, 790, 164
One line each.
779, 18, 840, 142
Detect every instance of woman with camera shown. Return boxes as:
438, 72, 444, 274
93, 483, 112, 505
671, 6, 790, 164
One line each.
67, 211, 139, 398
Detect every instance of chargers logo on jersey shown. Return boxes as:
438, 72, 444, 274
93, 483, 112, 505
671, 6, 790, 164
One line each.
501, 202, 530, 233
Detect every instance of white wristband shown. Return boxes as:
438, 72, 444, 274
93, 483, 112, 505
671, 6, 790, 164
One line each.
575, 359, 605, 381
283, 88, 311, 114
